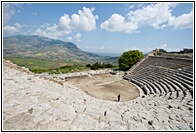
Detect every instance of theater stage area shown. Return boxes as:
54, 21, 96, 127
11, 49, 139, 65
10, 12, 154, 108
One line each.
65, 73, 140, 102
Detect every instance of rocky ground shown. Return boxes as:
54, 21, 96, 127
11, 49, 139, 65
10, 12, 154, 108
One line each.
3, 60, 193, 130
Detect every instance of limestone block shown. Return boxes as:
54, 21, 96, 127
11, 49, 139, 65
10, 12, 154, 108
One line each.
72, 113, 99, 130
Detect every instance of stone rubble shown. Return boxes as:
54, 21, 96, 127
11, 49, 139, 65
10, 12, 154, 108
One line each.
3, 60, 193, 130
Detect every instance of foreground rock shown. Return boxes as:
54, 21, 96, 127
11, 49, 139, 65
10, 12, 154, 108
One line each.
3, 60, 193, 130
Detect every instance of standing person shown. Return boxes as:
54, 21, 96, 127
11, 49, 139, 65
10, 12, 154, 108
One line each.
117, 94, 121, 102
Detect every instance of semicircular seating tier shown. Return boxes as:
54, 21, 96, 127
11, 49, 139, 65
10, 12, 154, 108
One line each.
123, 55, 193, 101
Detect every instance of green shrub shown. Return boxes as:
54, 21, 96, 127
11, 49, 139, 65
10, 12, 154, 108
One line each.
29, 68, 49, 74
86, 64, 91, 67
105, 63, 113, 68
90, 62, 114, 70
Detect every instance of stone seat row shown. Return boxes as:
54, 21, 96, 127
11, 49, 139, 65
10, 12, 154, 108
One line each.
135, 78, 192, 101
129, 66, 176, 82
128, 56, 192, 75
124, 56, 193, 101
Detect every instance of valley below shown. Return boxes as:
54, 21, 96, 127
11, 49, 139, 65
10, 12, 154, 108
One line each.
3, 35, 119, 71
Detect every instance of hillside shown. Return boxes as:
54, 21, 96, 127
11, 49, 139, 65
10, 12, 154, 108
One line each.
3, 35, 118, 65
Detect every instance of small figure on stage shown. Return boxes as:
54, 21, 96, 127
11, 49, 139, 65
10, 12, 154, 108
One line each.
117, 94, 121, 102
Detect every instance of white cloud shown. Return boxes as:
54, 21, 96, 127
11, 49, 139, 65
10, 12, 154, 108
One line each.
40, 23, 49, 29
129, 5, 135, 9
65, 33, 82, 42
74, 33, 82, 42
66, 36, 72, 41
58, 6, 98, 32
101, 3, 193, 33
100, 13, 138, 33
159, 44, 168, 49
71, 7, 98, 31
3, 23, 22, 33
3, 3, 22, 23
75, 33, 81, 38
100, 46, 105, 49
58, 14, 72, 32
127, 3, 178, 29
34, 7, 98, 39
168, 10, 193, 30
3, 3, 15, 23
137, 4, 144, 8
35, 28, 60, 39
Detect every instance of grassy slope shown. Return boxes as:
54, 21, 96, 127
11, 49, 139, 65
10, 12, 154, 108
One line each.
3, 56, 116, 74
4, 56, 65, 70
3, 56, 90, 74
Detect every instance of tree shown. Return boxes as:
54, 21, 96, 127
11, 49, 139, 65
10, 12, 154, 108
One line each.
91, 63, 99, 70
118, 50, 143, 71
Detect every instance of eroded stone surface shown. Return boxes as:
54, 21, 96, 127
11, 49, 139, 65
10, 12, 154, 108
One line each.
3, 60, 193, 130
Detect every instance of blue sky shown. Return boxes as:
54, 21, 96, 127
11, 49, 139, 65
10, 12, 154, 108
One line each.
3, 2, 193, 54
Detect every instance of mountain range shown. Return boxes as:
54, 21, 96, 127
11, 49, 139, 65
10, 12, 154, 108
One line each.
3, 35, 118, 65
